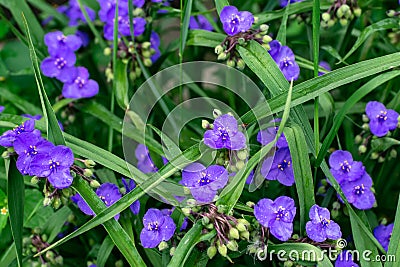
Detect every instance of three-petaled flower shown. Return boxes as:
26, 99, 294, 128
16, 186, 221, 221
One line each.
62, 67, 99, 99
305, 204, 342, 242
269, 41, 300, 81
329, 150, 365, 184
261, 147, 295, 186
366, 101, 399, 137
219, 6, 254, 36
373, 223, 393, 251
140, 208, 176, 248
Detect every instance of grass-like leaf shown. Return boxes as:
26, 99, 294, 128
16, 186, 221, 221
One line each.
386, 195, 400, 267
97, 236, 115, 267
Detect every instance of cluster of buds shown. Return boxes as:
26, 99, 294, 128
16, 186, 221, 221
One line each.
214, 24, 272, 70
24, 232, 63, 266
104, 40, 155, 82
321, 0, 361, 28
387, 10, 400, 46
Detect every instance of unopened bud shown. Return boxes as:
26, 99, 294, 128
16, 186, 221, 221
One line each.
259, 24, 269, 32
133, 8, 144, 16
235, 161, 245, 170
331, 209, 339, 219
54, 256, 63, 265
142, 41, 151, 50
355, 135, 363, 144
227, 59, 236, 68
142, 50, 152, 58
236, 222, 247, 232
317, 186, 326, 195
246, 201, 255, 208
213, 109, 222, 118
31, 176, 39, 184
1, 151, 9, 159
262, 35, 272, 44
104, 47, 112, 56
226, 240, 238, 251
143, 58, 152, 67
378, 156, 385, 163
45, 251, 55, 261
238, 37, 246, 46
217, 205, 227, 214
205, 223, 214, 230
201, 120, 210, 129
229, 227, 240, 240
237, 150, 248, 160
339, 18, 348, 26
83, 169, 94, 177
236, 58, 246, 70
84, 159, 96, 168
362, 114, 369, 122
90, 180, 101, 188
284, 260, 294, 267
240, 230, 250, 240
387, 10, 396, 18
169, 246, 176, 256
158, 241, 169, 251
390, 149, 397, 159
327, 19, 335, 27
322, 12, 331, 22
53, 197, 61, 209
43, 197, 52, 206
217, 243, 227, 257
202, 216, 210, 225
358, 145, 367, 154
217, 52, 228, 61
186, 198, 196, 207
362, 123, 369, 131
370, 152, 379, 160
215, 45, 224, 55
353, 7, 361, 17
207, 246, 217, 259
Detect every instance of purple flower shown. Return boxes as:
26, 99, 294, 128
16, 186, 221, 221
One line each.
373, 223, 393, 251
329, 150, 365, 184
180, 163, 229, 203
122, 178, 140, 215
335, 250, 359, 267
306, 204, 341, 242
341, 172, 376, 210
103, 16, 146, 40
58, 0, 96, 27
72, 183, 122, 219
189, 15, 213, 31
0, 106, 4, 113
254, 196, 296, 241
76, 30, 90, 47
245, 170, 254, 185
135, 144, 158, 173
257, 120, 288, 148
180, 217, 189, 231
366, 101, 399, 137
268, 40, 281, 58
261, 147, 294, 186
133, 0, 145, 8
13, 132, 54, 175
219, 6, 254, 36
0, 119, 40, 147
29, 145, 74, 189
270, 44, 300, 81
318, 61, 331, 76
140, 208, 176, 248
150, 31, 161, 62
204, 114, 246, 150
280, 0, 304, 8
62, 67, 99, 99
40, 50, 76, 83
44, 31, 82, 55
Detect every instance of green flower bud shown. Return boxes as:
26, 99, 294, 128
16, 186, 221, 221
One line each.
246, 201, 255, 208
45, 251, 55, 261
217, 243, 228, 257
362, 123, 369, 131
41, 234, 48, 242
259, 24, 269, 32
262, 35, 272, 44
362, 114, 369, 122
213, 109, 222, 118
354, 135, 363, 144
236, 58, 246, 71
226, 240, 238, 251
331, 209, 339, 219
207, 245, 217, 259
253, 16, 259, 24
229, 227, 240, 240
381, 218, 388, 225
90, 179, 101, 188
129, 72, 137, 81
55, 256, 63, 265
119, 187, 127, 195
84, 168, 94, 177
237, 150, 248, 160
53, 197, 62, 209
291, 234, 299, 239
284, 260, 294, 267
236, 222, 247, 232
317, 186, 326, 195
238, 37, 246, 46
353, 7, 361, 17
215, 45, 224, 55
142, 41, 151, 50
236, 161, 245, 170
227, 59, 236, 68
387, 10, 396, 18
202, 216, 210, 225
358, 145, 367, 154
118, 50, 127, 59
261, 44, 270, 51
202, 120, 210, 129
169, 246, 176, 256
1, 151, 9, 159
133, 7, 144, 16
205, 223, 214, 230
144, 58, 153, 67
158, 241, 169, 251
378, 156, 385, 163
115, 259, 124, 267
321, 179, 328, 187
340, 4, 350, 14
240, 230, 250, 240
332, 201, 341, 210
43, 197, 52, 207
31, 176, 39, 184
336, 9, 344, 18
390, 149, 397, 159
216, 158, 225, 165
135, 67, 142, 77
186, 198, 196, 207
228, 165, 238, 173
84, 159, 96, 168
142, 50, 152, 58
322, 12, 331, 22
217, 52, 228, 61
339, 18, 348, 26
181, 207, 192, 217
370, 152, 379, 160
327, 19, 336, 27
104, 47, 112, 56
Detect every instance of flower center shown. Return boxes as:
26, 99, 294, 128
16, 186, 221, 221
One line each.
217, 127, 230, 141
147, 222, 159, 231
275, 206, 287, 220
13, 124, 25, 134
340, 160, 351, 173
376, 110, 388, 123
353, 184, 365, 196
75, 77, 86, 88
278, 159, 291, 171
197, 171, 212, 186
24, 145, 38, 156
321, 217, 331, 228
49, 160, 60, 171
282, 56, 292, 67
231, 15, 240, 25
55, 57, 67, 69
57, 34, 67, 44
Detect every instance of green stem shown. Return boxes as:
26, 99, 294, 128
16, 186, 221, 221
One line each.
312, 0, 320, 156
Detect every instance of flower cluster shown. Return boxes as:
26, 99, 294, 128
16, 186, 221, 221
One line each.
258, 121, 295, 186
373, 223, 393, 251
268, 40, 300, 81
57, 0, 96, 26
365, 101, 399, 137
40, 31, 99, 99
305, 204, 341, 242
140, 208, 176, 248
321, 0, 362, 28
254, 196, 296, 241
180, 163, 228, 203
329, 150, 376, 209
0, 120, 74, 189
98, 0, 146, 41
189, 15, 214, 31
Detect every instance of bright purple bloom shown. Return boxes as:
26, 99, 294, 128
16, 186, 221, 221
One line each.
366, 101, 399, 137
135, 144, 158, 173
150, 31, 161, 62
29, 145, 74, 189
335, 250, 359, 267
261, 147, 294, 186
254, 196, 296, 241
373, 223, 393, 251
140, 208, 176, 248
189, 15, 213, 31
13, 132, 54, 175
204, 114, 246, 150
306, 204, 342, 242
280, 0, 304, 8
133, 0, 145, 8
62, 67, 99, 99
40, 50, 76, 83
57, 0, 96, 26
245, 170, 255, 185
0, 106, 4, 113
219, 6, 254, 36
341, 172, 375, 210
180, 217, 189, 231
271, 44, 300, 81
257, 120, 288, 148
180, 163, 228, 203
122, 178, 140, 215
103, 14, 146, 40
318, 61, 331, 76
0, 119, 40, 147
44, 31, 82, 55
268, 40, 281, 58
329, 150, 365, 184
